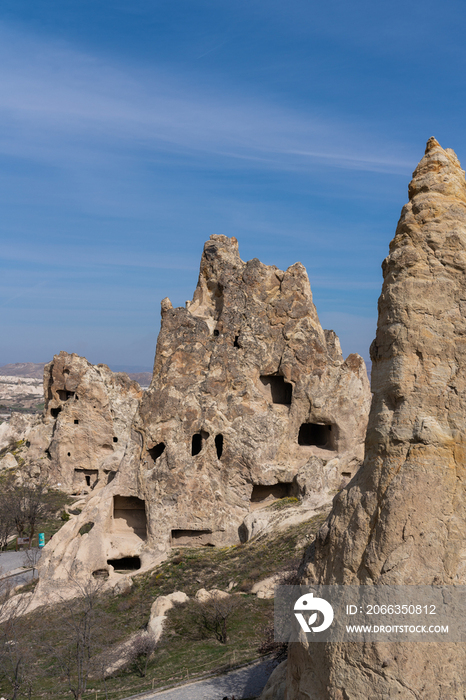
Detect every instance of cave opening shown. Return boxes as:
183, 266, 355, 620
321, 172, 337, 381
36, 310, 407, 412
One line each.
73, 469, 98, 491
113, 495, 147, 540
107, 556, 141, 571
260, 375, 292, 405
51, 407, 61, 419
57, 390, 75, 402
148, 442, 165, 461
191, 431, 209, 456
171, 529, 214, 546
215, 434, 223, 459
192, 433, 202, 456
92, 569, 109, 579
250, 483, 293, 503
298, 422, 335, 449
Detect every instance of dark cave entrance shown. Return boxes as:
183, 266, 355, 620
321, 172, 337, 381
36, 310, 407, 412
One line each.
260, 375, 292, 405
250, 483, 293, 503
298, 422, 335, 449
171, 529, 214, 546
107, 556, 141, 572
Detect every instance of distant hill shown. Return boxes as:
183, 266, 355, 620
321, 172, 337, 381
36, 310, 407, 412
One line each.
0, 362, 152, 387
0, 362, 46, 379
125, 372, 152, 386
110, 364, 152, 374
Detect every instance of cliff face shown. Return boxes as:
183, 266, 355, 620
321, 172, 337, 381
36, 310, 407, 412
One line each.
43, 352, 142, 493
135, 235, 370, 549
286, 138, 466, 698
33, 236, 370, 595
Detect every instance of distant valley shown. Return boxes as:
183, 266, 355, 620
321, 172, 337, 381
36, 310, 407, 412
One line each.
0, 362, 152, 420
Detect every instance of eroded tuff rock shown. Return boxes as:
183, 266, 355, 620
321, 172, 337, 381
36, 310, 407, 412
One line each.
135, 235, 370, 549
286, 139, 466, 699
1, 353, 142, 490
34, 236, 370, 597
31, 354, 147, 600
43, 352, 142, 493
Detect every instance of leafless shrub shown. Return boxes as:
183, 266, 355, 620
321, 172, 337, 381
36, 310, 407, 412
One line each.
1, 476, 53, 548
128, 633, 157, 677
0, 491, 15, 551
195, 594, 240, 644
22, 548, 41, 580
257, 623, 287, 663
0, 582, 34, 699
46, 574, 107, 700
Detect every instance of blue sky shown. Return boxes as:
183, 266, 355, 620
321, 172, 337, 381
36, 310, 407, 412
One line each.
1, 0, 465, 370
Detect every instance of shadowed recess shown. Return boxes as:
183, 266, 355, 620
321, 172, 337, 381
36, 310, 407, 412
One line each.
298, 422, 335, 449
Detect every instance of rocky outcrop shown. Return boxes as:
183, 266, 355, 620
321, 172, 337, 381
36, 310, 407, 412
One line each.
43, 352, 142, 493
147, 591, 189, 643
135, 235, 370, 550
286, 138, 466, 698
0, 412, 47, 479
33, 236, 370, 598
260, 660, 287, 700
0, 354, 143, 490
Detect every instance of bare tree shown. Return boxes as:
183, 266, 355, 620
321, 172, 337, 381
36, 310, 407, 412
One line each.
0, 491, 15, 551
22, 548, 41, 580
195, 594, 240, 644
0, 583, 34, 699
10, 480, 51, 548
128, 633, 157, 677
47, 574, 106, 700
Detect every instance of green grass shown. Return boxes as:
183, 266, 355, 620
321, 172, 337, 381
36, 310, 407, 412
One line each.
266, 496, 300, 510
0, 511, 328, 700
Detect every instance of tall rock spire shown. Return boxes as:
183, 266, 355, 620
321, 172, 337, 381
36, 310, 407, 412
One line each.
285, 139, 466, 698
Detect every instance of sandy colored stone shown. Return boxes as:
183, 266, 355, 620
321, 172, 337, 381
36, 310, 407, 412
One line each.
286, 138, 466, 698
147, 591, 189, 643
42, 352, 142, 493
0, 412, 40, 452
250, 573, 292, 599
134, 235, 370, 552
194, 588, 230, 602
259, 660, 287, 700
150, 590, 189, 618
33, 238, 369, 603
0, 452, 18, 471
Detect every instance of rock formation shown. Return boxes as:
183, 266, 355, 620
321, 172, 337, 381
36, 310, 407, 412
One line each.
0, 353, 142, 489
285, 138, 466, 698
33, 236, 370, 596
134, 235, 370, 549
0, 412, 46, 479
42, 352, 142, 493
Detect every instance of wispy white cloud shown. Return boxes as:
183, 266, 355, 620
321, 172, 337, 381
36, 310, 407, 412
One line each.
0, 21, 415, 176
0, 241, 197, 271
